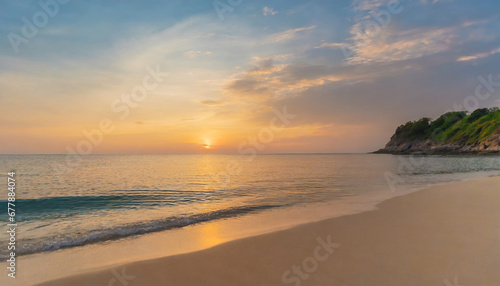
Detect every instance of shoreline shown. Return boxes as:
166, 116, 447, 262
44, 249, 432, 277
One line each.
371, 149, 500, 155
37, 175, 500, 286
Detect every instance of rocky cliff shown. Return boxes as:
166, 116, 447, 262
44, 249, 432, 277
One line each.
374, 108, 500, 155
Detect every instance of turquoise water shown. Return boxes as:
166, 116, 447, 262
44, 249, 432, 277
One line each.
0, 154, 498, 259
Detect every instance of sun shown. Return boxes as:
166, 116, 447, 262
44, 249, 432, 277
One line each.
203, 138, 212, 149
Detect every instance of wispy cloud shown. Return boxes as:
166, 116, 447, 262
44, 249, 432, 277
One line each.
457, 46, 500, 62
352, 0, 392, 11
315, 42, 347, 49
200, 100, 225, 106
263, 6, 278, 16
419, 0, 454, 4
346, 26, 457, 64
183, 50, 212, 59
270, 25, 316, 42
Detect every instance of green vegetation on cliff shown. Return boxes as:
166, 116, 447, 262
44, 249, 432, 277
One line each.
394, 108, 500, 144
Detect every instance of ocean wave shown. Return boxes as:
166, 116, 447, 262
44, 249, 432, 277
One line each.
0, 190, 237, 218
396, 164, 500, 175
0, 204, 281, 259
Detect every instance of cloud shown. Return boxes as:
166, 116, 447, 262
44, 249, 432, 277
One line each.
263, 6, 278, 16
419, 0, 454, 4
245, 57, 289, 75
340, 20, 469, 65
332, 1, 500, 66
224, 51, 425, 104
355, 28, 454, 64
183, 50, 212, 59
270, 25, 316, 42
352, 0, 392, 11
457, 46, 500, 62
315, 42, 348, 49
354, 0, 452, 12
219, 53, 418, 123
200, 100, 225, 106
270, 55, 496, 140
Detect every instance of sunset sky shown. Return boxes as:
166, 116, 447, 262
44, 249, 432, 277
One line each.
1, 0, 500, 154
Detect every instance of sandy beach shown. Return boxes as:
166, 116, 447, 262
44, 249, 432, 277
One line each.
36, 176, 500, 286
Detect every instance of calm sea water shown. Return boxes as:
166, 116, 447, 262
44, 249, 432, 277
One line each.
0, 154, 499, 259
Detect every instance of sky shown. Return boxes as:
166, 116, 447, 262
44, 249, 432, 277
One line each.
1, 0, 499, 154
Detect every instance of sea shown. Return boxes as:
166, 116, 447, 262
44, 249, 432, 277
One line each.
0, 153, 499, 273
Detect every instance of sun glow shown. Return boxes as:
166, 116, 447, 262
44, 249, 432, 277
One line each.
203, 138, 211, 149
